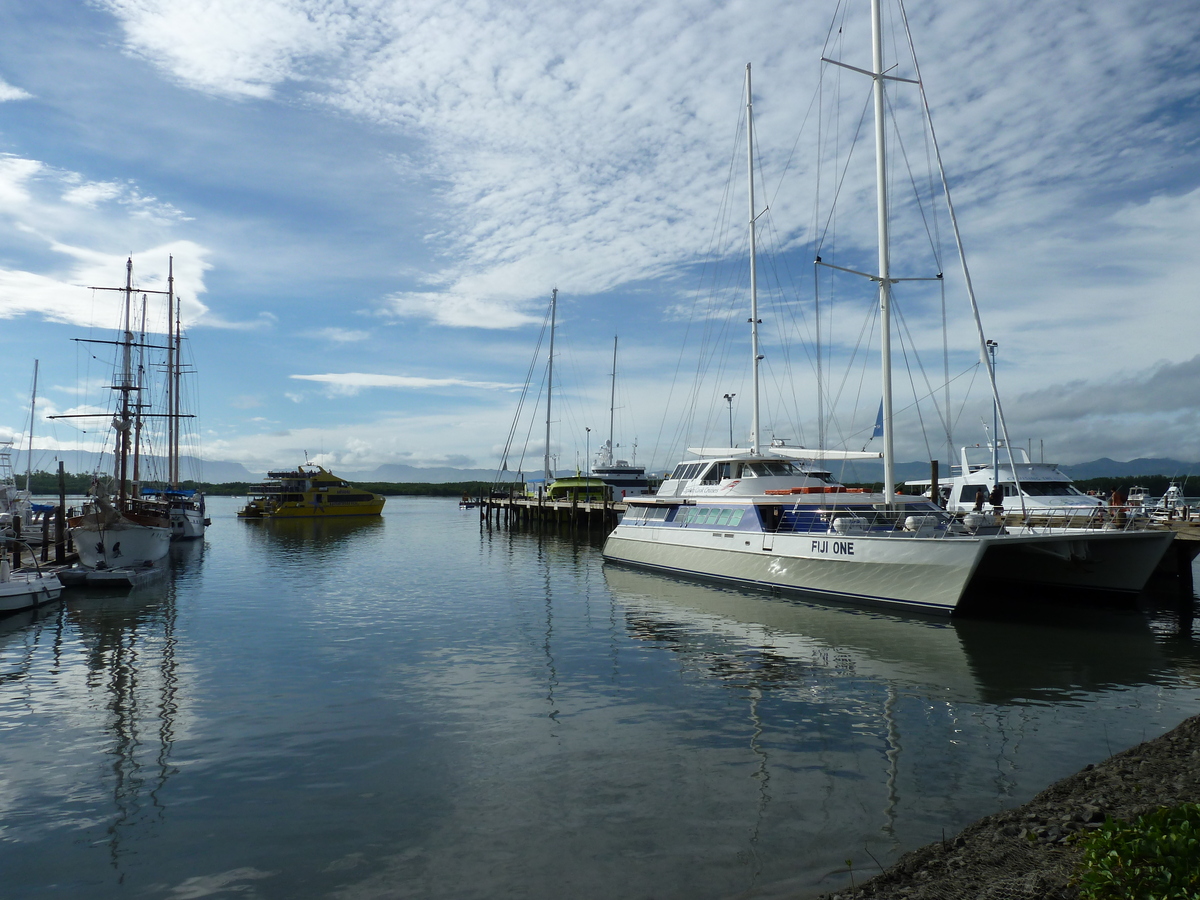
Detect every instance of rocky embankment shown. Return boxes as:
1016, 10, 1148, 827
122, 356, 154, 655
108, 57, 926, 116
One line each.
818, 714, 1200, 900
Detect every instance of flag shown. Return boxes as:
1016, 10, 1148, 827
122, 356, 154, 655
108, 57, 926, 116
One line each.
872, 401, 884, 439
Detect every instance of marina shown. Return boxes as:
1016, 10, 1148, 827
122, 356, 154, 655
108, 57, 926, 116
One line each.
2, 0, 1200, 897
2, 496, 1200, 899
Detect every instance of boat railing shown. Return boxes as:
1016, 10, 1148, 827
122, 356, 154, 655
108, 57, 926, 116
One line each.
764, 505, 1165, 539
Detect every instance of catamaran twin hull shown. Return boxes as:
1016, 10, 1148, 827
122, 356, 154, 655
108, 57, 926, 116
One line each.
602, 512, 1175, 614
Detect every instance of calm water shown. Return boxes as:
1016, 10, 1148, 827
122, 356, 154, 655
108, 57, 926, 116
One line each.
3, 496, 1200, 899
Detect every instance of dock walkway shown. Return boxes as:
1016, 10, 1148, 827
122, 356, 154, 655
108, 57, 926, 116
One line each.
479, 492, 626, 536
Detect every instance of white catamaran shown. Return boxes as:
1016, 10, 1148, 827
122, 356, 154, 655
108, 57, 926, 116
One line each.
602, 3, 1173, 614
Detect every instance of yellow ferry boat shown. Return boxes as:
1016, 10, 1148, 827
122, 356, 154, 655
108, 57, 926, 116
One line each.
237, 465, 385, 519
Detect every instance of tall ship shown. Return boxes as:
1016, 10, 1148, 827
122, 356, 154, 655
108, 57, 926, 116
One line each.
602, 8, 1173, 615
237, 465, 385, 519
51, 258, 172, 571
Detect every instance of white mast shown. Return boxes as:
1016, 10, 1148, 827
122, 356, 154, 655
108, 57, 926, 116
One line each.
544, 288, 557, 484
24, 359, 37, 493
871, 0, 896, 503
607, 335, 617, 466
746, 63, 762, 456
167, 256, 176, 488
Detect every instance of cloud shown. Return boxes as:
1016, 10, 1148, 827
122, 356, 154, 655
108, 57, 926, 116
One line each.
0, 153, 213, 327
304, 326, 370, 343
290, 372, 520, 396
94, 0, 1200, 333
0, 78, 31, 102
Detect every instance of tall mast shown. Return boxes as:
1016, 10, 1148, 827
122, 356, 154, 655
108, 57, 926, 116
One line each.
167, 256, 176, 488
543, 288, 557, 483
871, 0, 896, 502
24, 359, 37, 493
746, 63, 762, 455
117, 257, 134, 505
172, 262, 181, 487
608, 335, 617, 464
132, 295, 147, 493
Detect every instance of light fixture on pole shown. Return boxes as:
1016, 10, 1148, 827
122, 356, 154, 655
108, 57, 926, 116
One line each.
722, 393, 736, 446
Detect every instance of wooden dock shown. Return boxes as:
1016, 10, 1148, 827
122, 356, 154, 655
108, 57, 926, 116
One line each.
479, 491, 626, 536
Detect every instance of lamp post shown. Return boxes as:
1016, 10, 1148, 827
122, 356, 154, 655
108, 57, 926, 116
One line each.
585, 427, 591, 478
723, 393, 736, 446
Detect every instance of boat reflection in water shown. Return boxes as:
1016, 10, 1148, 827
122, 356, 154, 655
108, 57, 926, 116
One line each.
0, 574, 181, 878
602, 563, 1196, 893
238, 514, 385, 559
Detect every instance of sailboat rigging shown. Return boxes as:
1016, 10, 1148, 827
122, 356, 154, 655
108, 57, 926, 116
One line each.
602, 3, 1173, 613
49, 258, 178, 572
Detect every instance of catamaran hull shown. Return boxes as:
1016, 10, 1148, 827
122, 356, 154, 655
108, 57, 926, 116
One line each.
69, 515, 171, 570
971, 530, 1175, 597
602, 526, 1175, 614
603, 527, 986, 612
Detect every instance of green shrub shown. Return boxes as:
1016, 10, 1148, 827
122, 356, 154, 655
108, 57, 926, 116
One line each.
1075, 803, 1200, 899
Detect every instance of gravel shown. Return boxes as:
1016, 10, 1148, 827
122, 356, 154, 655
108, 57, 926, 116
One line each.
814, 713, 1200, 900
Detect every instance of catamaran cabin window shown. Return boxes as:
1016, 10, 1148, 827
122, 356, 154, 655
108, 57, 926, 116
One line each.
1022, 482, 1081, 497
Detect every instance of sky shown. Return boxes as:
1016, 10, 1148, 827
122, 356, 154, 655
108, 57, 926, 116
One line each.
0, 0, 1198, 480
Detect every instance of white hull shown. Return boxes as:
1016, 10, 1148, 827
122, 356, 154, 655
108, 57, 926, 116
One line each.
603, 524, 1174, 614
171, 506, 206, 540
70, 515, 171, 570
0, 572, 63, 612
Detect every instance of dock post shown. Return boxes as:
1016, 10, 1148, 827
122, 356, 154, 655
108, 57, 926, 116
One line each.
56, 462, 66, 563
40, 514, 49, 562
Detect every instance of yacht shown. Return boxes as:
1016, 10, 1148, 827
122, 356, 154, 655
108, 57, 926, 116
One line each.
602, 9, 1173, 614
907, 444, 1103, 520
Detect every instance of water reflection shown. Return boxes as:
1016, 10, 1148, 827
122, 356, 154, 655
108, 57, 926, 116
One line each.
61, 578, 179, 872
603, 561, 1200, 889
604, 564, 1196, 705
238, 515, 385, 560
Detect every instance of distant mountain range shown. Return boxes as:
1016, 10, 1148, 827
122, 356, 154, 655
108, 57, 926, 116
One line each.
21, 453, 1200, 485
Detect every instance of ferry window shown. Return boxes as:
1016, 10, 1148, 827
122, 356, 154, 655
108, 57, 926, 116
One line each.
705, 508, 722, 525
716, 509, 732, 526
718, 462, 732, 480
738, 464, 756, 477
649, 507, 669, 520
670, 465, 687, 480
1003, 484, 1017, 497
729, 509, 744, 527
699, 464, 719, 485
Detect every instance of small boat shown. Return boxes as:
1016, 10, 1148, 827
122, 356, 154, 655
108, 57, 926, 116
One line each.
1150, 481, 1192, 522
237, 465, 385, 518
547, 475, 609, 503
0, 557, 63, 613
